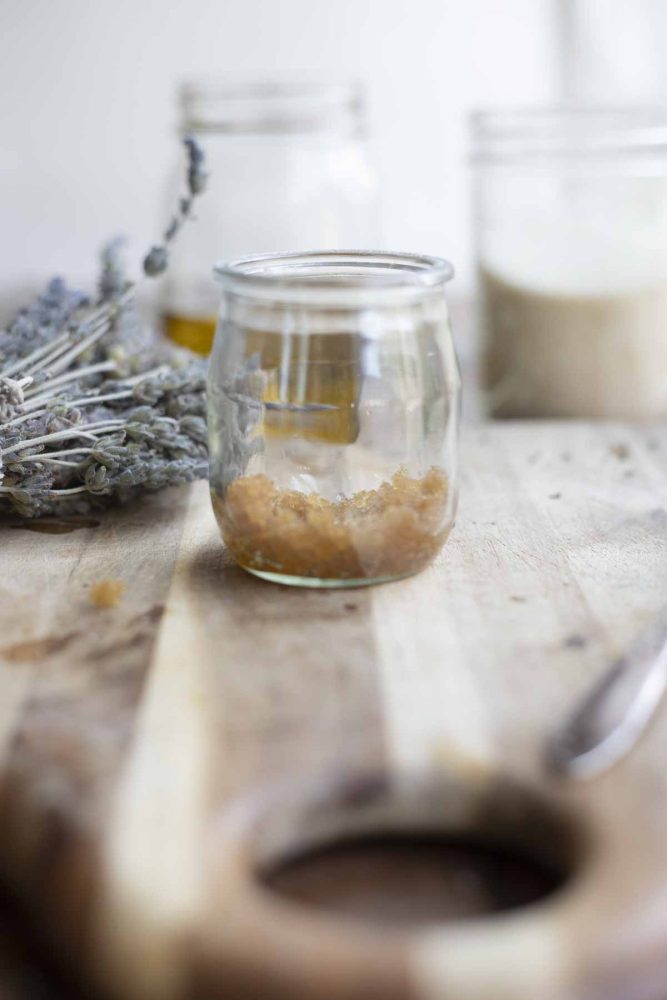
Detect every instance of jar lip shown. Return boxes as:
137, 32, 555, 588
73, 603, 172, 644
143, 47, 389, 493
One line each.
181, 77, 365, 135
470, 106, 667, 161
214, 251, 454, 306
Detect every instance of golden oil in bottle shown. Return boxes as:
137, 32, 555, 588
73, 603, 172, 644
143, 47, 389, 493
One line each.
163, 312, 217, 356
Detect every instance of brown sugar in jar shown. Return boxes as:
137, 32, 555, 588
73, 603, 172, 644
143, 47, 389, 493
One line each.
212, 467, 450, 586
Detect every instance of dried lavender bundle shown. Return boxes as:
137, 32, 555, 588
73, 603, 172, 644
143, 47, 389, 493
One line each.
0, 139, 209, 518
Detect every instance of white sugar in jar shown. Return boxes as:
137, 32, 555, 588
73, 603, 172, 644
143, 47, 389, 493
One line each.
472, 110, 667, 419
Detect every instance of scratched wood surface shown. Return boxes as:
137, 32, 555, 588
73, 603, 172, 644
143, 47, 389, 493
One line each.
1, 422, 667, 1000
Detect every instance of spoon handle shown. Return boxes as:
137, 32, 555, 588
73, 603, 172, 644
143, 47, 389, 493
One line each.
545, 618, 667, 780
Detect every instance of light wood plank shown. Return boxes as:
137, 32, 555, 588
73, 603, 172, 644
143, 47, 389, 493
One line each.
96, 484, 218, 1000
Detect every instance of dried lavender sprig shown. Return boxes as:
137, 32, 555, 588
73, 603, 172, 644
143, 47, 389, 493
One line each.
67, 390, 134, 408
99, 237, 128, 301
25, 365, 168, 415
1, 329, 72, 380
0, 279, 89, 376
5, 408, 55, 429
41, 316, 116, 377
1, 138, 209, 518
47, 487, 95, 497
1, 421, 126, 457
30, 458, 83, 469
0, 361, 208, 514
23, 361, 116, 400
143, 136, 208, 277
17, 447, 95, 461
0, 293, 127, 383
0, 376, 33, 420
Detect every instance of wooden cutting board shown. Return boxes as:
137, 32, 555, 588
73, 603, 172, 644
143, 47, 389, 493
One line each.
1, 422, 667, 1000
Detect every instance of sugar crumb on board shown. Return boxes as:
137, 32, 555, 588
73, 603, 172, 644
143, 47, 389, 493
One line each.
90, 579, 126, 609
610, 442, 630, 460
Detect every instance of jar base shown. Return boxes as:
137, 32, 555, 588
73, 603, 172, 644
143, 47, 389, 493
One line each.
242, 567, 418, 589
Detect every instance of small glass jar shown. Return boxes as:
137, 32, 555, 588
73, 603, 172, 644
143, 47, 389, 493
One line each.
472, 109, 667, 418
160, 79, 380, 357
207, 251, 460, 588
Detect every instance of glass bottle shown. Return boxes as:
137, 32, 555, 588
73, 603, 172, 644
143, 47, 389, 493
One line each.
161, 79, 380, 357
472, 108, 667, 418
208, 250, 460, 588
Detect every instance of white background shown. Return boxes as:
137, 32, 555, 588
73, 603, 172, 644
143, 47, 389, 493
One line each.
4, 1, 667, 308
0, 0, 561, 309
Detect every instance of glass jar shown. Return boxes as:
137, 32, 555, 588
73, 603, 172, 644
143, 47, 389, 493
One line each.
160, 79, 380, 357
472, 109, 667, 418
207, 251, 460, 588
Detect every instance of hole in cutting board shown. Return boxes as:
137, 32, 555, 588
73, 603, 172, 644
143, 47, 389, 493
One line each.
251, 773, 583, 929
260, 831, 566, 927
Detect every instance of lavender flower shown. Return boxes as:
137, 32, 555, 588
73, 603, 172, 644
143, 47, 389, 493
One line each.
184, 135, 208, 195
0, 138, 210, 519
99, 237, 128, 300
142, 136, 208, 278
143, 246, 169, 277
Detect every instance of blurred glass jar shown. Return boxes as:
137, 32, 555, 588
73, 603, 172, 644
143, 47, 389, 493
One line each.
472, 109, 667, 418
208, 251, 460, 588
160, 79, 380, 357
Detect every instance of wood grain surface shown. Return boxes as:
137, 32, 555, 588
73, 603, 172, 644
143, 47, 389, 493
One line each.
1, 422, 667, 1000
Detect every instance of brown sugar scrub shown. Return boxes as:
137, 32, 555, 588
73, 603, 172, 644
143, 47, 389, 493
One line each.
212, 467, 450, 585
89, 579, 126, 609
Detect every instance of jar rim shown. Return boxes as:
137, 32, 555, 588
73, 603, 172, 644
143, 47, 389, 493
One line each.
181, 77, 365, 135
214, 251, 454, 306
471, 107, 667, 162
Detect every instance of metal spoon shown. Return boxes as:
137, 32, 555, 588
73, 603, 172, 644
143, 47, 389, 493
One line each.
545, 617, 667, 780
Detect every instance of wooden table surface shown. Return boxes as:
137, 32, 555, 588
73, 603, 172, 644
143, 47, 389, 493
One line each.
1, 421, 667, 1000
